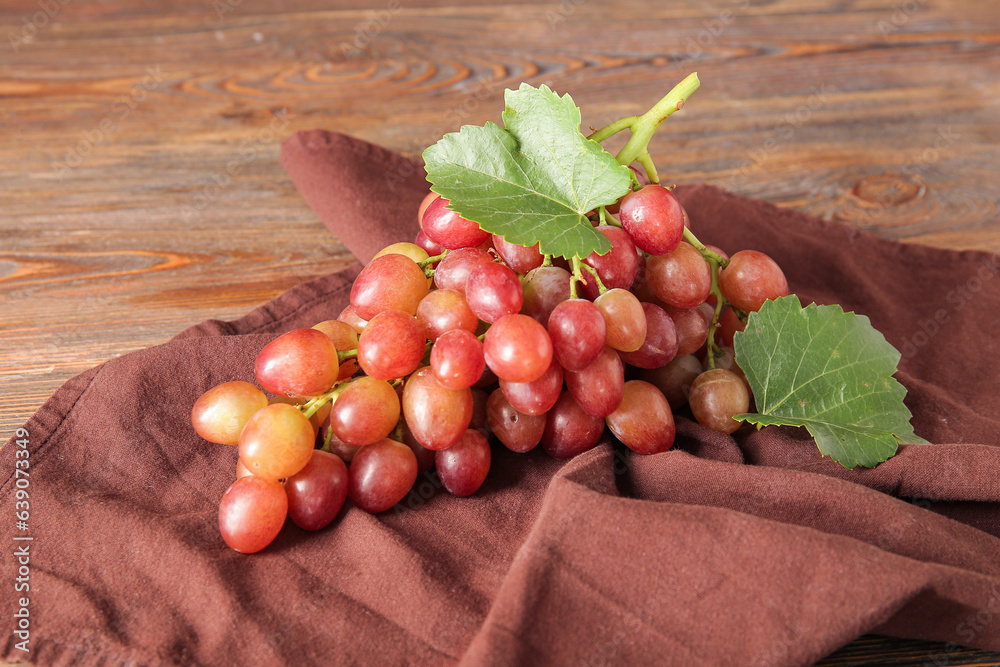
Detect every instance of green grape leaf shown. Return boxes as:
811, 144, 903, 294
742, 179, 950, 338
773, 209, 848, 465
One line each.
422, 83, 631, 259
733, 295, 929, 469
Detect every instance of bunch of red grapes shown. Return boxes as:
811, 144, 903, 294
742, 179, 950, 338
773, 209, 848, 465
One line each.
191, 184, 789, 553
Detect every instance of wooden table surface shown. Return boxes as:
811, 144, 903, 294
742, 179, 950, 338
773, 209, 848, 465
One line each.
2, 0, 999, 664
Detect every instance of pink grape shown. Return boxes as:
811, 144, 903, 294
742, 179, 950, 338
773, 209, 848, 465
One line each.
718, 307, 746, 347
718, 249, 790, 312
398, 422, 437, 475
417, 192, 439, 226
191, 381, 268, 446
435, 429, 492, 497
236, 460, 253, 479
579, 226, 639, 300
431, 329, 486, 390
465, 261, 524, 323
338, 304, 368, 334
594, 288, 646, 352
547, 298, 606, 371
350, 253, 429, 320
564, 345, 624, 418
665, 305, 710, 357
620, 302, 679, 369
486, 389, 545, 453
499, 356, 563, 416
416, 288, 478, 341
483, 314, 553, 383
357, 310, 426, 380
689, 369, 750, 434
605, 380, 675, 455
521, 266, 572, 326
402, 367, 474, 450
255, 328, 340, 398
639, 354, 703, 408
218, 476, 288, 553
285, 450, 349, 531
618, 184, 686, 255
348, 438, 418, 513
421, 196, 491, 249
493, 235, 544, 273
541, 391, 605, 460
269, 394, 328, 441
647, 242, 711, 309
433, 247, 494, 293
238, 403, 316, 480
329, 376, 400, 445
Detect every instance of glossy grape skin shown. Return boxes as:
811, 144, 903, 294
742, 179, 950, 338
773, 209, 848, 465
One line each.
373, 242, 431, 266
433, 247, 494, 293
421, 196, 491, 249
338, 304, 369, 334
357, 310, 426, 381
417, 191, 439, 226
493, 235, 544, 273
521, 266, 572, 326
284, 450, 349, 531
435, 429, 492, 497
605, 381, 675, 455
486, 388, 545, 453
594, 288, 646, 352
255, 328, 340, 398
350, 253, 429, 320
415, 229, 444, 258
547, 298, 607, 371
689, 369, 750, 434
431, 329, 486, 390
416, 289, 478, 341
718, 250, 790, 312
218, 476, 288, 553
321, 418, 362, 463
541, 391, 605, 460
348, 438, 418, 513
618, 185, 686, 256
402, 367, 474, 450
312, 320, 360, 379
483, 314, 554, 383
620, 302, 679, 369
465, 262, 524, 323
329, 376, 400, 445
564, 345, 625, 419
191, 381, 268, 445
238, 403, 316, 480
580, 226, 639, 300
639, 354, 703, 408
647, 242, 712, 309
499, 357, 563, 416
664, 305, 711, 357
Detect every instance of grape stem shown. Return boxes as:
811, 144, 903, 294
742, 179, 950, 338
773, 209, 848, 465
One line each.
418, 250, 448, 277
587, 115, 638, 144
337, 348, 358, 362
614, 72, 700, 168
569, 256, 607, 299
300, 384, 347, 420
682, 226, 730, 370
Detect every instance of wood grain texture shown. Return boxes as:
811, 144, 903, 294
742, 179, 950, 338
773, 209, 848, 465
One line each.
2, 0, 999, 663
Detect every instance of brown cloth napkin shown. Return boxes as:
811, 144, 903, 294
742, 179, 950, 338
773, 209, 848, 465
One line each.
3, 130, 1000, 667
